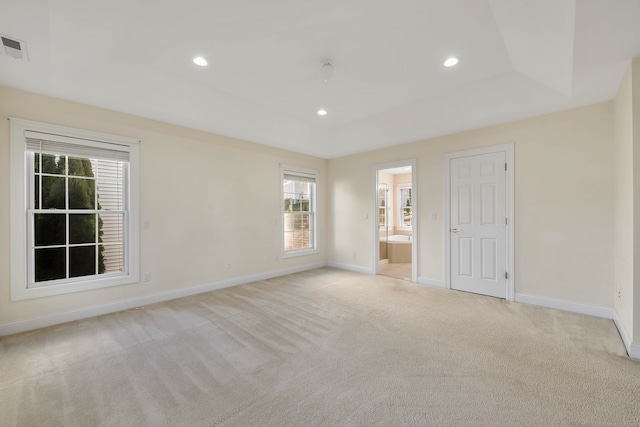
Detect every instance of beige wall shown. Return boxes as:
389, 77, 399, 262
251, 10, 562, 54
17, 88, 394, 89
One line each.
634, 58, 640, 344
329, 102, 615, 307
614, 62, 635, 340
0, 86, 327, 327
614, 57, 640, 348
394, 173, 412, 185
0, 84, 627, 332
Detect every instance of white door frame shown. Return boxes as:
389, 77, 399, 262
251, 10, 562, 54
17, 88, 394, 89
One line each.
372, 159, 418, 283
444, 143, 514, 301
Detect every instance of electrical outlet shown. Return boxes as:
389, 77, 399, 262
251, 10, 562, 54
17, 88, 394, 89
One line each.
143, 272, 151, 282
618, 290, 622, 299
226, 261, 232, 270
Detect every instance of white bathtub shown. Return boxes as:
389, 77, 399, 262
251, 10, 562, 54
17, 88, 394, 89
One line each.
379, 234, 411, 243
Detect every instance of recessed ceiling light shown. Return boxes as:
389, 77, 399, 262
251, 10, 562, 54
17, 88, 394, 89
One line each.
444, 57, 459, 67
193, 56, 208, 67
317, 109, 328, 116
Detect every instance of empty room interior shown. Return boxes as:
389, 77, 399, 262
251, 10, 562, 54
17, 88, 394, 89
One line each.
2, 1, 640, 425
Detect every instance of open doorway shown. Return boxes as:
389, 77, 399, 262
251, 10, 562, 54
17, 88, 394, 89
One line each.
373, 160, 417, 282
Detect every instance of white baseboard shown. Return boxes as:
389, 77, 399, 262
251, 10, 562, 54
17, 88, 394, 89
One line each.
514, 294, 640, 360
0, 262, 327, 337
630, 343, 640, 360
326, 261, 372, 275
514, 293, 614, 319
612, 310, 640, 360
7, 267, 639, 361
417, 277, 445, 288
612, 310, 633, 355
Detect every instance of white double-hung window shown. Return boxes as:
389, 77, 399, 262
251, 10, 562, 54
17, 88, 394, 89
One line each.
10, 118, 140, 300
282, 165, 318, 257
398, 185, 412, 229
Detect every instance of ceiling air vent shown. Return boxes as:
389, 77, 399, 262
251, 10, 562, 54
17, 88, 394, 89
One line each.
0, 34, 28, 61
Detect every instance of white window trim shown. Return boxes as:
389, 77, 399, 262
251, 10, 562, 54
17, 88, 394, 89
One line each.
9, 118, 140, 300
397, 184, 412, 230
378, 183, 388, 230
280, 164, 319, 259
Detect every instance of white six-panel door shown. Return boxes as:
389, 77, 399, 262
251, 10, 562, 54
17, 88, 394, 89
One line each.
450, 151, 507, 298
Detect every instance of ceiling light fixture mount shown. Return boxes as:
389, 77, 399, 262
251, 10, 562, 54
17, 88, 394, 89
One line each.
444, 57, 459, 67
320, 59, 334, 82
193, 56, 208, 67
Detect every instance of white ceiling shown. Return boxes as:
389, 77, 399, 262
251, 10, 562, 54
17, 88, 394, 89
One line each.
1, 0, 639, 159
380, 166, 412, 176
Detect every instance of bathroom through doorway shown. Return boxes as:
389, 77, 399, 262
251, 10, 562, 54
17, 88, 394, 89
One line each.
373, 160, 417, 282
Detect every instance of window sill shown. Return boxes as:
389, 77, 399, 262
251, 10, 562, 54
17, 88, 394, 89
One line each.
281, 248, 319, 259
12, 273, 139, 301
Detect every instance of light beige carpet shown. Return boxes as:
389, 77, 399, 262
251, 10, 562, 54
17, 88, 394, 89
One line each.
378, 262, 412, 281
1, 267, 639, 426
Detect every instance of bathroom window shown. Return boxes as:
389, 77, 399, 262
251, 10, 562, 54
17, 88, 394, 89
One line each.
9, 118, 140, 300
282, 166, 317, 257
378, 184, 388, 228
398, 186, 412, 229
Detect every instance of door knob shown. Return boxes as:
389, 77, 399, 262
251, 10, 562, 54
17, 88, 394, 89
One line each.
451, 228, 461, 233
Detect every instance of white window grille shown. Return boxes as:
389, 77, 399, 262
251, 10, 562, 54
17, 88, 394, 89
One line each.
10, 118, 139, 300
282, 166, 318, 256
